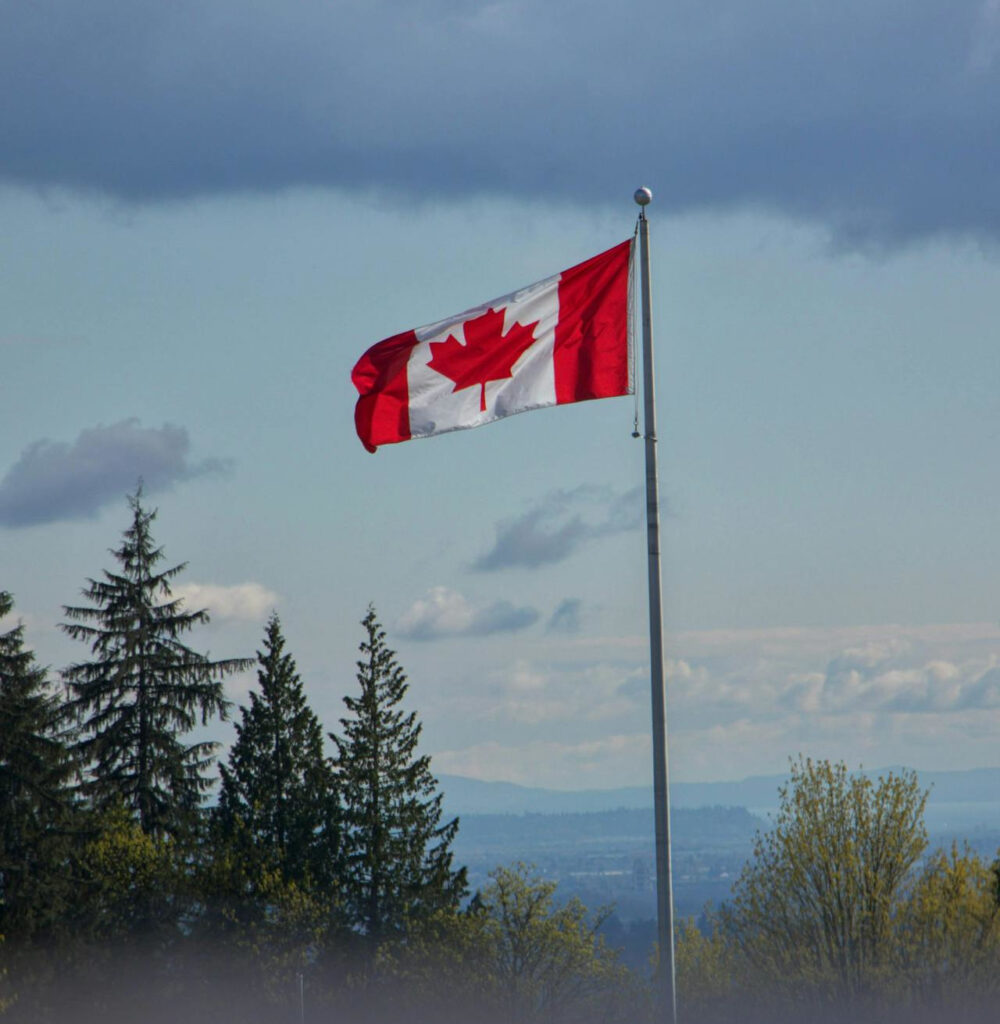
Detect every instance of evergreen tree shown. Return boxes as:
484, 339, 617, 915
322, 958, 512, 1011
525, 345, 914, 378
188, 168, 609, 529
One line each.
217, 613, 340, 890
61, 489, 252, 839
331, 606, 466, 957
0, 590, 77, 940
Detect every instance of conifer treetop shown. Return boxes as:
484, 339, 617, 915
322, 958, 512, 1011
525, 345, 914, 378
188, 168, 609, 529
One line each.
216, 612, 340, 890
61, 487, 252, 838
332, 604, 466, 951
0, 590, 78, 940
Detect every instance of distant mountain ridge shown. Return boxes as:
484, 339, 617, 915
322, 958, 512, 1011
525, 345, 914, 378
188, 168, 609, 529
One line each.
454, 805, 764, 850
437, 767, 1000, 817
437, 770, 1000, 923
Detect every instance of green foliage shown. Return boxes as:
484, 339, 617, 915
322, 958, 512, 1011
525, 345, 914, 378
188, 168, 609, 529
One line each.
0, 933, 11, 1015
382, 863, 647, 1024
216, 613, 341, 894
476, 863, 643, 1024
720, 757, 928, 1010
674, 911, 736, 1021
62, 489, 252, 839
205, 614, 344, 1002
377, 901, 500, 1017
196, 843, 329, 1010
0, 591, 78, 942
895, 843, 1000, 1012
69, 806, 191, 945
234, 868, 328, 994
331, 606, 466, 958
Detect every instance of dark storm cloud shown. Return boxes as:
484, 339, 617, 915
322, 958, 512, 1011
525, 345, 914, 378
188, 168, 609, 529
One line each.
470, 600, 540, 636
0, 419, 230, 527
2, 1, 998, 245
547, 598, 583, 634
473, 486, 642, 571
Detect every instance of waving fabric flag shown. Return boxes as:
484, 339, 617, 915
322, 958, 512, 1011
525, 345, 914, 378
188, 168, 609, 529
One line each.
352, 239, 633, 452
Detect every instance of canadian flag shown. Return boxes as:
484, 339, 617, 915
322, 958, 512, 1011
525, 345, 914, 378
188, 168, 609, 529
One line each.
352, 239, 633, 452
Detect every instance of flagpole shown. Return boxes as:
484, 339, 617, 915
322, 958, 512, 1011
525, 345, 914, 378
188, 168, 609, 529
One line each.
634, 186, 677, 1024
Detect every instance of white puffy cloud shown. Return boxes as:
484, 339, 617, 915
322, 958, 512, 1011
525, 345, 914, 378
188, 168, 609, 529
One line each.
660, 623, 1000, 719
173, 582, 278, 622
438, 657, 647, 730
396, 586, 538, 640
419, 621, 1000, 784
651, 623, 1000, 778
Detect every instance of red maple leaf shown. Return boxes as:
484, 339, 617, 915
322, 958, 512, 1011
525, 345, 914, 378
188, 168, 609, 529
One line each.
427, 307, 539, 412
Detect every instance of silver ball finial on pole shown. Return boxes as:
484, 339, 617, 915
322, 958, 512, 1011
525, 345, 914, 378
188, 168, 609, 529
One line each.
634, 186, 653, 206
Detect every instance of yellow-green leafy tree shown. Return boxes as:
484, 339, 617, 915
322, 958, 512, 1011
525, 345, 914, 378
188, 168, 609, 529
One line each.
382, 863, 649, 1024
895, 843, 1000, 1013
674, 910, 737, 1023
195, 845, 329, 1012
719, 757, 928, 1014
71, 806, 189, 945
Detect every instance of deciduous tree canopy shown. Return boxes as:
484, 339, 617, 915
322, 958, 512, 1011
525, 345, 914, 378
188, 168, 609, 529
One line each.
720, 757, 928, 1008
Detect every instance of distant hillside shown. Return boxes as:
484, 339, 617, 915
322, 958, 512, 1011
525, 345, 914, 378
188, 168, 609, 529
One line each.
435, 771, 804, 816
448, 804, 764, 923
438, 767, 1000, 828
454, 805, 763, 852
438, 777, 1000, 925
437, 774, 652, 816
436, 771, 1000, 928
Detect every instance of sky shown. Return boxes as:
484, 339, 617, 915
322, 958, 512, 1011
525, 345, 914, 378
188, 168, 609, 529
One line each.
2, 0, 999, 789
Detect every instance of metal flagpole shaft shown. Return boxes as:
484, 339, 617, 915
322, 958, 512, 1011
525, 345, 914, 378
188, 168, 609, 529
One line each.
634, 186, 677, 1024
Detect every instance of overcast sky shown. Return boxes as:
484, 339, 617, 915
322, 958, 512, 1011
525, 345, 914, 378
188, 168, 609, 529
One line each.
2, 0, 999, 787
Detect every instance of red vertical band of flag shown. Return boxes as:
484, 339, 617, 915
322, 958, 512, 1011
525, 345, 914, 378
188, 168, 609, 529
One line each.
554, 240, 631, 404
352, 330, 417, 453
352, 239, 632, 452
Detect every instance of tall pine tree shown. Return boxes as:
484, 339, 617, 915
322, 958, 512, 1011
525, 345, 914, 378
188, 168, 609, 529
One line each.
217, 613, 340, 890
331, 606, 466, 957
62, 489, 252, 839
0, 591, 77, 940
